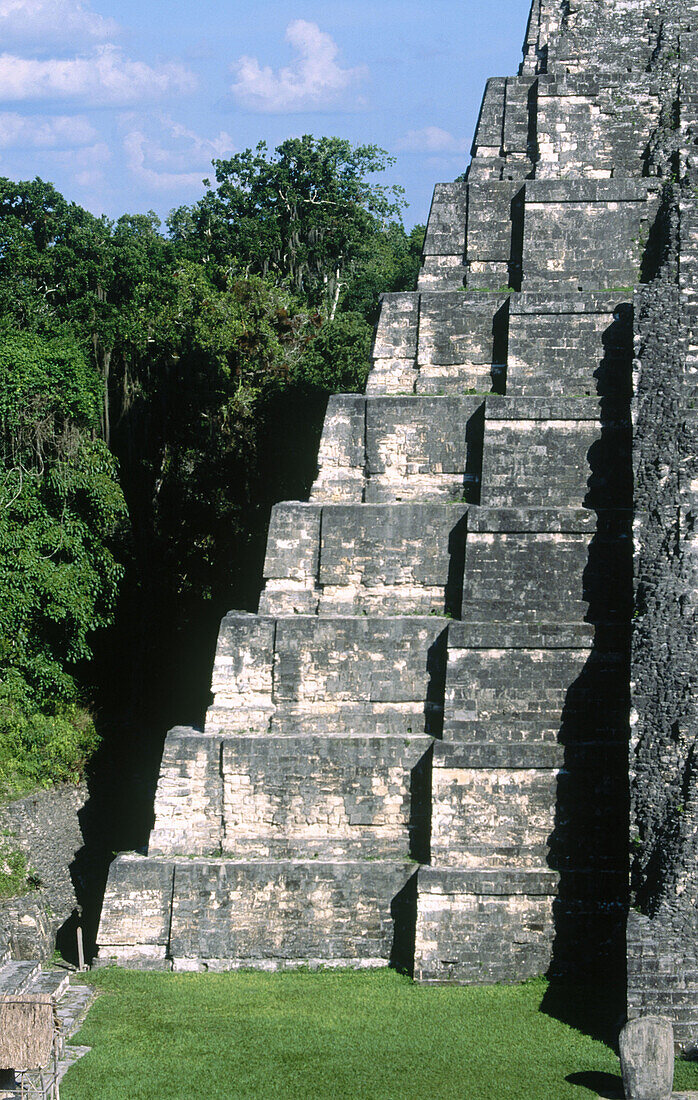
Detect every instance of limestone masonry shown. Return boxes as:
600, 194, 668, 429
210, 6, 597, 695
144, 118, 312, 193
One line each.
96, 0, 698, 1049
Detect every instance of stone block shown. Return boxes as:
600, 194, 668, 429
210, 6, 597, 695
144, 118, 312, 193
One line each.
480, 416, 602, 509
96, 855, 174, 965
262, 503, 321, 583
507, 292, 633, 398
522, 179, 659, 291
461, 530, 592, 622
368, 293, 420, 395
317, 503, 467, 614
414, 867, 558, 983
419, 184, 468, 290
364, 396, 483, 501
272, 616, 446, 706
619, 1016, 674, 1100
416, 292, 509, 394
430, 763, 559, 869
311, 395, 366, 502
259, 502, 468, 617
502, 76, 537, 161
207, 613, 276, 731
536, 75, 660, 180
149, 728, 223, 856
465, 181, 524, 290
472, 78, 506, 156
168, 860, 418, 969
220, 734, 432, 860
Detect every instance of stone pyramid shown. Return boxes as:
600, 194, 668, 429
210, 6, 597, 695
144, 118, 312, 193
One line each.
96, 0, 697, 1042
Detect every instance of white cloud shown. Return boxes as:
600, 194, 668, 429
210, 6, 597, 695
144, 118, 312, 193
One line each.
397, 126, 468, 154
0, 46, 197, 105
0, 110, 96, 147
124, 119, 234, 191
231, 20, 366, 112
49, 138, 111, 189
0, 0, 119, 47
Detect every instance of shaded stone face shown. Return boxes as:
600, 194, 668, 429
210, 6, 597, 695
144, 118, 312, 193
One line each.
95, 0, 693, 1030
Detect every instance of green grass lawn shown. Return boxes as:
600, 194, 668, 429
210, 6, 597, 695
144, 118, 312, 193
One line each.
60, 968, 698, 1100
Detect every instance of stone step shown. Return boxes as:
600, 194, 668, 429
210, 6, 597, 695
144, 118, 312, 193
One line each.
96, 855, 420, 972
369, 289, 509, 396
460, 527, 631, 623
260, 503, 630, 619
0, 961, 41, 996
444, 620, 629, 741
148, 728, 433, 859
26, 969, 70, 1000
415, 865, 627, 983
205, 613, 449, 737
259, 501, 468, 616
480, 397, 630, 510
311, 392, 630, 506
419, 178, 659, 294
369, 288, 633, 400
507, 291, 633, 398
432, 740, 627, 769
311, 393, 484, 504
55, 983, 95, 1041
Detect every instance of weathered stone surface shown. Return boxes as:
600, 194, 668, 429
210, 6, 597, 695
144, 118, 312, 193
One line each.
507, 292, 633, 398
206, 614, 449, 737
414, 867, 558, 983
148, 729, 223, 856
168, 860, 418, 970
619, 1016, 674, 1100
0, 785, 87, 960
259, 502, 468, 616
97, 855, 174, 966
220, 735, 432, 860
97, 858, 419, 971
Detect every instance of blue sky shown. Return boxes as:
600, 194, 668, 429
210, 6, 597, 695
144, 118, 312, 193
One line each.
0, 0, 530, 228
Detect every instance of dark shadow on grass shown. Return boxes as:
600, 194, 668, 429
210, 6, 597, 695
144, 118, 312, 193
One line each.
566, 1071, 623, 1098
541, 978, 626, 1050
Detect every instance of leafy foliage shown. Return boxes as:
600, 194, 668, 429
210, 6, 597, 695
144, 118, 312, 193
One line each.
169, 135, 406, 312
0, 703, 99, 797
0, 138, 423, 793
0, 316, 126, 795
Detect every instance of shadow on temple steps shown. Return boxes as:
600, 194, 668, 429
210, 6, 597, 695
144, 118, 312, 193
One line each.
541, 304, 634, 1048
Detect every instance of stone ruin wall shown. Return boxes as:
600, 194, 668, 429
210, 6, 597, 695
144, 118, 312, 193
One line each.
625, 6, 698, 1052
94, 0, 698, 1048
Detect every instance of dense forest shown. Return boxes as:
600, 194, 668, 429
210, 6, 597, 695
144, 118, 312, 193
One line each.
0, 135, 424, 808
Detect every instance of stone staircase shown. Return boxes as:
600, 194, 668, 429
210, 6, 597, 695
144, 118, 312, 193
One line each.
95, 0, 678, 986
0, 948, 93, 1097
0, 959, 68, 1002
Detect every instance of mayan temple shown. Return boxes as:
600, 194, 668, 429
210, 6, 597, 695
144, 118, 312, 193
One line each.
96, 0, 698, 1049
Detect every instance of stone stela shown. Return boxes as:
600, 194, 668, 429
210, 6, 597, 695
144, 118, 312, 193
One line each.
95, 0, 698, 1053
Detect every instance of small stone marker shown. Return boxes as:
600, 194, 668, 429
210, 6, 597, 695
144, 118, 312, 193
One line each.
619, 1016, 674, 1100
